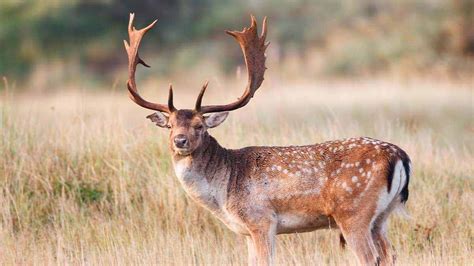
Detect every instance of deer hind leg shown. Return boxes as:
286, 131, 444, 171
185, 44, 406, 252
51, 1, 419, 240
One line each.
341, 227, 380, 266
336, 212, 380, 265
371, 202, 399, 265
371, 222, 394, 266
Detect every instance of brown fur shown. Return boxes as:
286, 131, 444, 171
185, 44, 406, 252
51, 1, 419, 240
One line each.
165, 114, 410, 265
124, 14, 411, 266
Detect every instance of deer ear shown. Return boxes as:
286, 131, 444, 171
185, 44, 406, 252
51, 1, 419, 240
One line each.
146, 112, 169, 128
204, 112, 229, 128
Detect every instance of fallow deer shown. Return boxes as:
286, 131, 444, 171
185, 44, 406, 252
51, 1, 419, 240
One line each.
124, 13, 411, 266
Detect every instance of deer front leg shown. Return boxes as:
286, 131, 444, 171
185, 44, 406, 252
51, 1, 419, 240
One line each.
248, 223, 277, 266
246, 236, 257, 266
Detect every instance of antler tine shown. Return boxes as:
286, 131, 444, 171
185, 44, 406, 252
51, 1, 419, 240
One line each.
168, 84, 176, 112
195, 81, 209, 111
196, 15, 268, 114
124, 13, 174, 113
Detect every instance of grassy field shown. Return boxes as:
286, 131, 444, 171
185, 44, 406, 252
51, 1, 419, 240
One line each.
0, 78, 473, 265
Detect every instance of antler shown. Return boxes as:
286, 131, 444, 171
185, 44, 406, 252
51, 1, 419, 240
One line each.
195, 15, 268, 113
124, 13, 176, 113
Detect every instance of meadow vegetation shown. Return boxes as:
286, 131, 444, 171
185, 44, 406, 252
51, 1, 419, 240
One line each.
1, 78, 472, 264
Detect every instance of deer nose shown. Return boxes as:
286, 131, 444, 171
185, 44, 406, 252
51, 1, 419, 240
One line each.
174, 134, 189, 148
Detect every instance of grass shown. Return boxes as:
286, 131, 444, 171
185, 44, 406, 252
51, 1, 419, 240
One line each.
0, 78, 473, 265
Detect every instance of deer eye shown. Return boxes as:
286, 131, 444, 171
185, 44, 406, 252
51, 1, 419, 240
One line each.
166, 124, 171, 129
194, 124, 203, 130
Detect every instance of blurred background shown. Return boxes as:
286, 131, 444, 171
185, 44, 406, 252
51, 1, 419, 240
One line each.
0, 0, 473, 92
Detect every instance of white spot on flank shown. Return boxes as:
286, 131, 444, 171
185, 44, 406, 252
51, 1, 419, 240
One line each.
341, 182, 352, 193
352, 176, 358, 183
366, 159, 371, 164
277, 165, 282, 171
355, 162, 360, 167
359, 168, 364, 173
367, 171, 372, 178
283, 169, 289, 174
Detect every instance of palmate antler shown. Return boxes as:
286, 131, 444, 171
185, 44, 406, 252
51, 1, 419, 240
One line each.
125, 14, 267, 114
124, 13, 175, 113
195, 15, 268, 114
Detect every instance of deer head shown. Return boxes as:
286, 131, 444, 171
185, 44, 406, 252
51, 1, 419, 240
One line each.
124, 13, 268, 155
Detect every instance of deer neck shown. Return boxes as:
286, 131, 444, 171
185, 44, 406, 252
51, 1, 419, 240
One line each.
171, 134, 231, 212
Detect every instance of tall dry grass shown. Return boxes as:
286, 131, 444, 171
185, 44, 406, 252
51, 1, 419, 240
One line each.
0, 79, 473, 265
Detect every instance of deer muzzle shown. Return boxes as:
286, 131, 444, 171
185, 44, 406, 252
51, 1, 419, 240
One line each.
174, 134, 189, 149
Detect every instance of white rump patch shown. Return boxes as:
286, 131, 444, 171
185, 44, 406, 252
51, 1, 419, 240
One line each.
372, 160, 407, 226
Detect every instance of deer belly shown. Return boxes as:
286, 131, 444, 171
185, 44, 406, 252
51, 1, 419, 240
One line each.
276, 213, 333, 234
